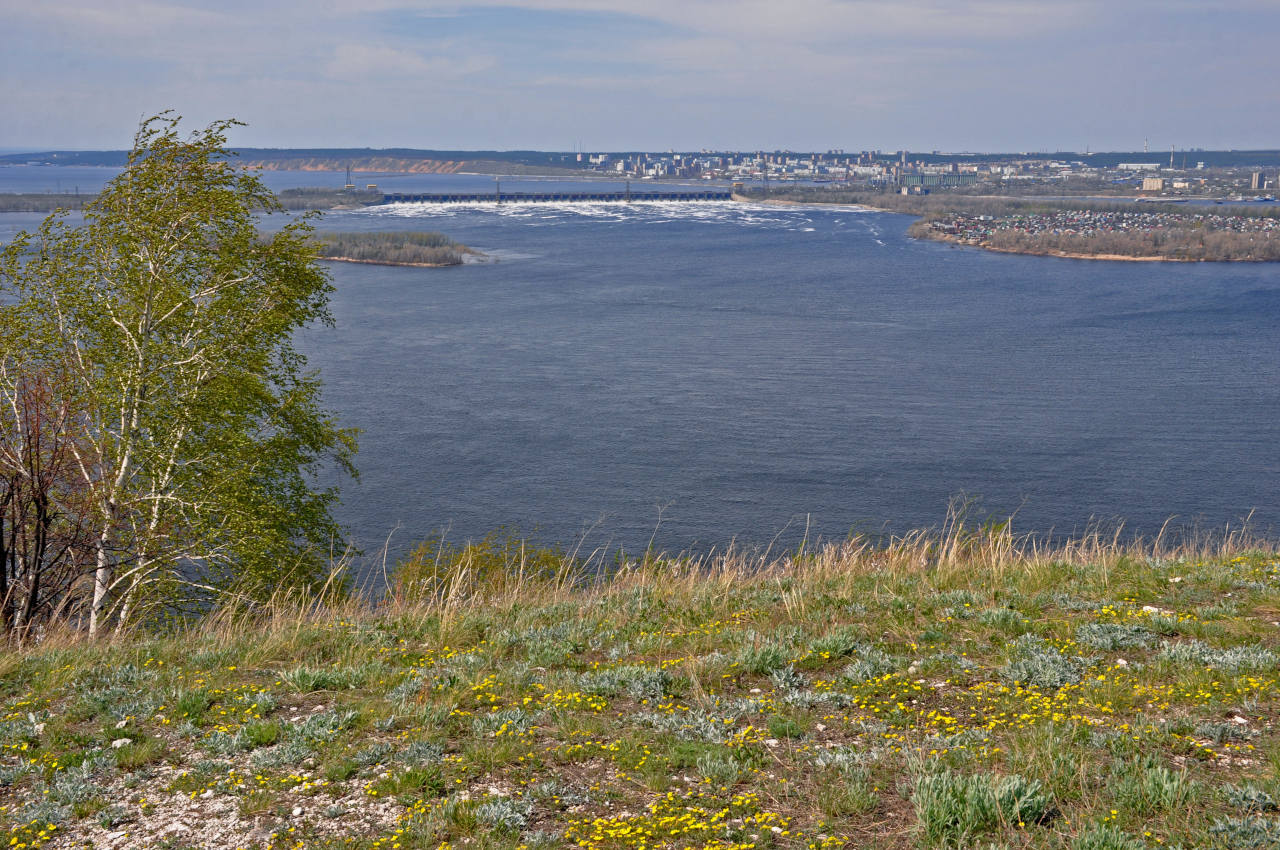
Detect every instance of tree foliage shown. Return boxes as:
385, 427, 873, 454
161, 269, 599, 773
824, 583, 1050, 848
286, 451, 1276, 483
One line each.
0, 114, 356, 637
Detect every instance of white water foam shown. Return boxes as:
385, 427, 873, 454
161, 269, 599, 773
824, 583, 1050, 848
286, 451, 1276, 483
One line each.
365, 199, 874, 231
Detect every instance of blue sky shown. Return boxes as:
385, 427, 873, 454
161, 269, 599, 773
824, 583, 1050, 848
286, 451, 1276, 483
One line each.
3, 1, 1278, 152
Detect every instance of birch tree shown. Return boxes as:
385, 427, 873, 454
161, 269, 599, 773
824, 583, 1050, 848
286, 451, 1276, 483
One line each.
0, 114, 357, 635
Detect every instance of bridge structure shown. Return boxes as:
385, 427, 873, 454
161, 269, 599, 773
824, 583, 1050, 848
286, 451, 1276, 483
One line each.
381, 189, 732, 204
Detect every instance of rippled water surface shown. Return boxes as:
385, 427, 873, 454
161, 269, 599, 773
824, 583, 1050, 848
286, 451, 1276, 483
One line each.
4, 170, 1278, 563
296, 195, 1280, 559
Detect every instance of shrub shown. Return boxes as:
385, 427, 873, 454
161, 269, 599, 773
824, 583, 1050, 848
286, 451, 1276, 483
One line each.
393, 529, 571, 602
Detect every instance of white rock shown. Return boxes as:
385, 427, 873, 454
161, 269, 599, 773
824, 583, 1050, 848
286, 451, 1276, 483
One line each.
1115, 658, 1128, 667
115, 719, 129, 729
1169, 576, 1183, 583
111, 738, 132, 749
764, 738, 780, 747
201, 789, 215, 799
292, 806, 303, 817
749, 688, 762, 694
815, 723, 827, 732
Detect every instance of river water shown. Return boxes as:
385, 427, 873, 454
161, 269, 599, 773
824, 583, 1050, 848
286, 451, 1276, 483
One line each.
3, 169, 1278, 563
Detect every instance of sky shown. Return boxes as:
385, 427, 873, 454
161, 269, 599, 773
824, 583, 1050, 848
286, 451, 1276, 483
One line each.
4, 0, 1279, 153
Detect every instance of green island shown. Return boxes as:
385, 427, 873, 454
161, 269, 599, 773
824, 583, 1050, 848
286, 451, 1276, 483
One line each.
3, 529, 1280, 849
315, 232, 479, 268
738, 187, 1280, 262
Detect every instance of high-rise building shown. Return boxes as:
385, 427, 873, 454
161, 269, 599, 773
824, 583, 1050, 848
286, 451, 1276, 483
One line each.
1250, 172, 1265, 190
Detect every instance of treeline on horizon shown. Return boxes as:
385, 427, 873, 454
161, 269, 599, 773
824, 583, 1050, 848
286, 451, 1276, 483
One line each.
0, 147, 591, 168
0, 187, 385, 213
7, 147, 1280, 168
314, 231, 473, 266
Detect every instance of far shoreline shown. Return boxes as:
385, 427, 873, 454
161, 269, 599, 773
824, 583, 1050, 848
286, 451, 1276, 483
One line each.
732, 192, 1279, 263
918, 234, 1204, 263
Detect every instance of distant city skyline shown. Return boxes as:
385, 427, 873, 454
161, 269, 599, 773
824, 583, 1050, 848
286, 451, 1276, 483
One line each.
3, 1, 1278, 152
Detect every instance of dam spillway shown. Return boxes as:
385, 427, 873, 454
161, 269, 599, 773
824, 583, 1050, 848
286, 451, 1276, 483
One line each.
381, 189, 733, 204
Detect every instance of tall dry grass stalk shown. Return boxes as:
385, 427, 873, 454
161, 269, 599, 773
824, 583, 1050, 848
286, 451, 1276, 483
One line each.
2, 509, 1270, 655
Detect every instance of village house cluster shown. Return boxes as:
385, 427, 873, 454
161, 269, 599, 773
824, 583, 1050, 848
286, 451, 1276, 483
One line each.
924, 209, 1280, 245
571, 149, 1277, 199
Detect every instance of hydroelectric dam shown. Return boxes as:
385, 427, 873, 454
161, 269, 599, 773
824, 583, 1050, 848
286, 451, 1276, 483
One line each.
381, 188, 733, 204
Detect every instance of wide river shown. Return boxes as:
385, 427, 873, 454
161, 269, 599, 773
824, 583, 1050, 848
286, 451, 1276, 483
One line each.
3, 169, 1278, 565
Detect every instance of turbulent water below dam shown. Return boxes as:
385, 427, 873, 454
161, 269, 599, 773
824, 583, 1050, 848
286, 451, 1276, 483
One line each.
3, 169, 1278, 569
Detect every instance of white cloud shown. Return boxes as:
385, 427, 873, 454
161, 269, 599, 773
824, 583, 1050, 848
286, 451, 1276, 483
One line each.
326, 43, 494, 80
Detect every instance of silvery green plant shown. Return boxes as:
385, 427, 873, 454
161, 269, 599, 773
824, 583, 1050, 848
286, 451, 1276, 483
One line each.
250, 739, 314, 770
1001, 635, 1091, 690
911, 768, 1050, 846
1071, 824, 1146, 850
1209, 815, 1280, 848
354, 742, 393, 766
840, 645, 896, 683
1158, 640, 1276, 673
1224, 784, 1279, 813
768, 665, 808, 692
813, 745, 867, 775
696, 752, 742, 785
810, 626, 864, 659
1075, 623, 1155, 651
291, 709, 357, 743
519, 829, 563, 849
472, 708, 535, 736
474, 797, 533, 832
399, 740, 445, 766
577, 666, 671, 702
529, 780, 589, 808
635, 708, 735, 742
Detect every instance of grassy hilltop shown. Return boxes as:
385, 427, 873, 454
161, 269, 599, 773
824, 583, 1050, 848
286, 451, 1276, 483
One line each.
2, 525, 1279, 850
